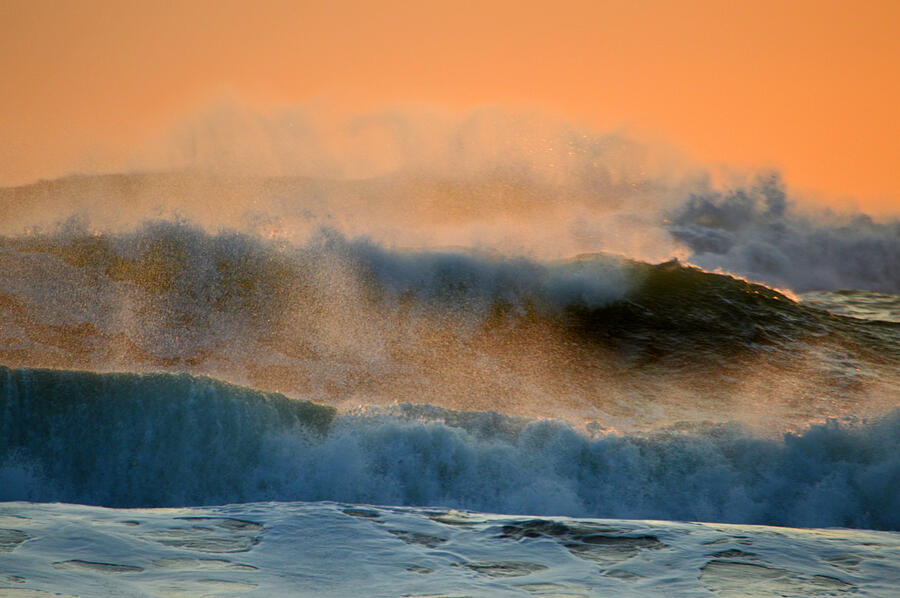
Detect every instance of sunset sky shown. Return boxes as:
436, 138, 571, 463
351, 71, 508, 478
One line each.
2, 0, 898, 213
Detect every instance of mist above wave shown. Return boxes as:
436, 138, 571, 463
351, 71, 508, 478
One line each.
670, 173, 900, 293
0, 220, 896, 427
1, 105, 897, 294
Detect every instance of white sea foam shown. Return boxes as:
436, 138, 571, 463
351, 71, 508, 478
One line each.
0, 501, 897, 597
2, 368, 898, 531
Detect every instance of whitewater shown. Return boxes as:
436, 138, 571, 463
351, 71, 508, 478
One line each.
1, 113, 898, 596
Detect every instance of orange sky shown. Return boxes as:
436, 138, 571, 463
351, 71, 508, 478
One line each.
1, 0, 898, 212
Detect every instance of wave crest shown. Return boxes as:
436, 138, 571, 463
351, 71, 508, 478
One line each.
2, 367, 898, 531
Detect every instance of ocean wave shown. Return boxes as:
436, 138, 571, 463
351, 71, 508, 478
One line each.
172, 106, 896, 295
0, 221, 867, 352
2, 163, 899, 296
2, 367, 898, 531
1, 223, 896, 429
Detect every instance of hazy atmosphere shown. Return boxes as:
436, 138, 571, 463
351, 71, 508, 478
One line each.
2, 0, 898, 215
1, 3, 898, 597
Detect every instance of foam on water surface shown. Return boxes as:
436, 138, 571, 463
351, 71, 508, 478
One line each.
0, 501, 898, 597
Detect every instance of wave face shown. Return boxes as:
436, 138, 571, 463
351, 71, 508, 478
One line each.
0, 367, 334, 506
0, 222, 900, 429
1, 367, 898, 531
1, 223, 897, 428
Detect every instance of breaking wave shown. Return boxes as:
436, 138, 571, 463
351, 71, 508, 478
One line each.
2, 106, 898, 296
2, 221, 888, 355
1, 367, 898, 531
1, 109, 897, 539
1, 222, 897, 427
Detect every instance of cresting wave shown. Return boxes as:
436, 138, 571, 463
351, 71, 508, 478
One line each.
1, 222, 897, 427
1, 366, 898, 531
1, 221, 893, 352
2, 171, 899, 296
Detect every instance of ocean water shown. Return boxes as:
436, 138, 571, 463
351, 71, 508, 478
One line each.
0, 170, 898, 596
2, 501, 899, 597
